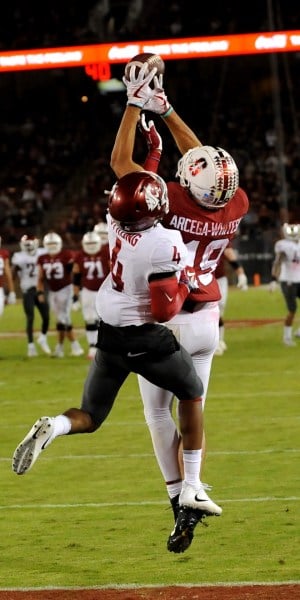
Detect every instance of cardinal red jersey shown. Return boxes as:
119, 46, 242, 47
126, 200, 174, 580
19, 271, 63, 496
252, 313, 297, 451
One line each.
0, 248, 9, 287
74, 243, 110, 291
163, 184, 249, 302
38, 249, 74, 291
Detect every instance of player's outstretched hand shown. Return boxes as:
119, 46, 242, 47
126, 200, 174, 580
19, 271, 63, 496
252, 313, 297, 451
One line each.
123, 63, 157, 109
138, 114, 162, 152
7, 291, 16, 304
269, 280, 278, 293
143, 74, 173, 116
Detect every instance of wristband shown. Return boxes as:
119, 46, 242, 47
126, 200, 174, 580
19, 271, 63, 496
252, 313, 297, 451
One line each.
229, 260, 240, 270
127, 102, 143, 109
161, 106, 174, 118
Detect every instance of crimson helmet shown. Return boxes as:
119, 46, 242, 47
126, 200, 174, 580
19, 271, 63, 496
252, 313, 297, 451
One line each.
108, 171, 169, 232
176, 145, 239, 209
20, 234, 39, 255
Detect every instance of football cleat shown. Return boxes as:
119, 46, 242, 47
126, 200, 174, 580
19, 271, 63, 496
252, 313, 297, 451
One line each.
283, 338, 296, 347
167, 482, 222, 553
27, 343, 38, 357
170, 494, 180, 521
12, 416, 55, 475
70, 343, 84, 357
53, 344, 64, 358
37, 334, 51, 355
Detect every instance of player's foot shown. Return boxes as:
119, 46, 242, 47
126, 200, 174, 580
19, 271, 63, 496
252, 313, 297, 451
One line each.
170, 494, 180, 521
70, 342, 84, 357
27, 343, 38, 357
167, 482, 222, 554
12, 416, 55, 475
53, 344, 64, 358
37, 334, 51, 355
283, 338, 296, 346
294, 329, 300, 338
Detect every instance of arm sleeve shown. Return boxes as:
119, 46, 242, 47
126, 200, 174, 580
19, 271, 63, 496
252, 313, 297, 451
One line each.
143, 149, 161, 173
149, 275, 189, 322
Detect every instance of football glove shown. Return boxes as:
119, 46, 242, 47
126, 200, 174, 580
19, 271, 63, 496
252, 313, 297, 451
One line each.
123, 63, 157, 109
143, 74, 173, 116
237, 273, 248, 291
180, 267, 200, 292
7, 291, 16, 304
139, 113, 162, 151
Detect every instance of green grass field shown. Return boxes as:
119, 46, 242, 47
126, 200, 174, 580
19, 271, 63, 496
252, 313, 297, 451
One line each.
0, 286, 299, 588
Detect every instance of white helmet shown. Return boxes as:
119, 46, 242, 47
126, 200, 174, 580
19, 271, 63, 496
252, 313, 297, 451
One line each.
43, 232, 63, 255
176, 145, 239, 209
82, 231, 102, 255
282, 223, 300, 241
93, 221, 108, 243
20, 234, 39, 255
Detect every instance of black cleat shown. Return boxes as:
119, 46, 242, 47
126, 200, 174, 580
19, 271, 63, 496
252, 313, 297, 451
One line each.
167, 505, 206, 554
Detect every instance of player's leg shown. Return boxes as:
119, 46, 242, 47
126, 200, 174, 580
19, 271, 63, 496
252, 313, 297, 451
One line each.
23, 288, 37, 356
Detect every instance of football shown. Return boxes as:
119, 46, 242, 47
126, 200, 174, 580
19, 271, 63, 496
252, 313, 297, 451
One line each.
124, 53, 165, 83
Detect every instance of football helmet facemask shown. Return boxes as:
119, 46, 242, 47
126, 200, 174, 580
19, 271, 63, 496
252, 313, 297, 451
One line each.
282, 223, 300, 241
82, 231, 102, 255
108, 171, 169, 232
43, 232, 63, 255
176, 145, 239, 209
20, 234, 39, 255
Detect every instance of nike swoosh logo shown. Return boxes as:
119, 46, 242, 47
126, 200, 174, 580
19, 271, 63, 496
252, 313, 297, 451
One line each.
32, 425, 43, 439
195, 494, 209, 503
127, 351, 147, 357
164, 292, 173, 302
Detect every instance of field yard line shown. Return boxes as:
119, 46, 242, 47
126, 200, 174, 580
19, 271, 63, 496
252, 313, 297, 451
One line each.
1, 448, 299, 463
0, 496, 299, 510
0, 581, 299, 591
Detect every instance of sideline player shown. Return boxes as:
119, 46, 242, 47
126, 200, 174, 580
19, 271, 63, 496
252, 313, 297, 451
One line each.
12, 169, 222, 555
269, 222, 300, 345
0, 235, 16, 317
72, 230, 110, 358
11, 234, 51, 357
37, 232, 84, 357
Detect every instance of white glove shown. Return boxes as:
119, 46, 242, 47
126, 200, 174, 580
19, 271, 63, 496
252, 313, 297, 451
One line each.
143, 74, 173, 116
237, 273, 248, 291
180, 267, 200, 292
269, 280, 278, 293
7, 291, 16, 304
123, 63, 157, 108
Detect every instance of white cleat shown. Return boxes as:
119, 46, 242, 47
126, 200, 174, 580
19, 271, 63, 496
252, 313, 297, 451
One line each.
12, 416, 55, 475
27, 343, 38, 357
70, 346, 84, 357
53, 344, 64, 358
37, 334, 51, 355
179, 481, 222, 516
283, 339, 296, 347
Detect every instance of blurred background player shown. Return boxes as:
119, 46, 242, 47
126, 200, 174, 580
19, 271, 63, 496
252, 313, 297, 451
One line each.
214, 245, 248, 356
11, 234, 50, 357
72, 230, 110, 359
269, 223, 300, 346
0, 235, 16, 317
37, 232, 84, 358
93, 220, 108, 245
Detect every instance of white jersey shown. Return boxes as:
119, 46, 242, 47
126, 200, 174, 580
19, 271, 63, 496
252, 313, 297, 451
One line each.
11, 248, 47, 293
274, 239, 300, 283
96, 214, 188, 326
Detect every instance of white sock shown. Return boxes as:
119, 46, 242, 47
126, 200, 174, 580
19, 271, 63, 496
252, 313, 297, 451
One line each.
52, 415, 72, 438
167, 481, 182, 499
284, 326, 292, 340
183, 449, 202, 487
